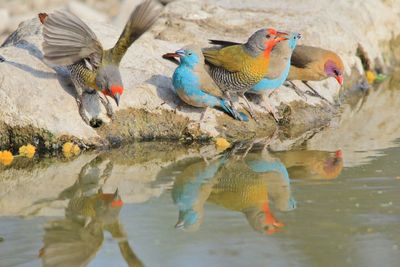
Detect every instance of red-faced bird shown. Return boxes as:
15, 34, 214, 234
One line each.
203, 28, 288, 120
39, 0, 161, 125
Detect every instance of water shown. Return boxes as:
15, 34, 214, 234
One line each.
1, 79, 400, 267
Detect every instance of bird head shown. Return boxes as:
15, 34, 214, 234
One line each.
162, 45, 201, 68
96, 65, 124, 106
320, 149, 344, 179
288, 32, 301, 51
324, 54, 344, 86
245, 28, 289, 55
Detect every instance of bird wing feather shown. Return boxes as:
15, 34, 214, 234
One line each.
290, 45, 316, 69
106, 0, 162, 64
194, 63, 224, 98
42, 10, 103, 67
203, 45, 247, 73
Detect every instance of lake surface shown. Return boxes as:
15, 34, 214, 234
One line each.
0, 77, 400, 267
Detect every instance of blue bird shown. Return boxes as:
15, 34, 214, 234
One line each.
171, 155, 228, 231
163, 45, 248, 121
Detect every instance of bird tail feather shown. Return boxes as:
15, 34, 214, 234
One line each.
219, 99, 249, 121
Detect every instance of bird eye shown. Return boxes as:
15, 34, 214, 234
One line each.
334, 70, 339, 75
188, 52, 192, 56
266, 34, 271, 38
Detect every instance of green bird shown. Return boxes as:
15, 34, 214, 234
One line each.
203, 28, 288, 119
39, 0, 162, 125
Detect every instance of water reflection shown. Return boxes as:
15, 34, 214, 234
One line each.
272, 149, 343, 180
39, 156, 143, 267
169, 141, 320, 234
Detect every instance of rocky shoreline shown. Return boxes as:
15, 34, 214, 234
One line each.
0, 0, 399, 152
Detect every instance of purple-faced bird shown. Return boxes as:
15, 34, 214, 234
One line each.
202, 28, 288, 120
162, 45, 248, 121
39, 0, 162, 125
287, 45, 344, 100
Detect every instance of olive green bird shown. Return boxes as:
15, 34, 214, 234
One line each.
202, 28, 288, 119
39, 0, 162, 125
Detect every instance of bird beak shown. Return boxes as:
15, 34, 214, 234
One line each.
114, 93, 120, 106
335, 74, 344, 86
335, 149, 343, 159
162, 52, 180, 59
274, 31, 289, 42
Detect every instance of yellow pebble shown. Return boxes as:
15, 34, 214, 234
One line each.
0, 151, 14, 166
215, 137, 231, 150
366, 70, 376, 84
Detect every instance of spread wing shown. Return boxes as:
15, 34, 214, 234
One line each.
106, 0, 162, 64
202, 45, 247, 73
40, 10, 103, 68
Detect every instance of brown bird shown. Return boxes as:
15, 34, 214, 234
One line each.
39, 0, 161, 125
287, 45, 344, 101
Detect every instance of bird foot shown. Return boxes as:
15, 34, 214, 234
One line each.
262, 103, 282, 122
287, 81, 307, 101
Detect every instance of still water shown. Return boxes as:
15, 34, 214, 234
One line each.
1, 79, 400, 267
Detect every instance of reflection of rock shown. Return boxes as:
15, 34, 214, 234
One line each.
1, 0, 399, 148
0, 143, 210, 216
307, 78, 400, 167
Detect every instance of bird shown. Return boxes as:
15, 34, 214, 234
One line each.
208, 143, 296, 234
203, 28, 288, 120
287, 45, 344, 101
210, 32, 301, 121
272, 149, 343, 180
171, 155, 227, 231
39, 0, 162, 125
162, 45, 248, 121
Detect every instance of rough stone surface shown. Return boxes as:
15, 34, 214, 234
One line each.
0, 0, 399, 149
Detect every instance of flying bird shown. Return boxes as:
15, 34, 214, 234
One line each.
39, 0, 162, 125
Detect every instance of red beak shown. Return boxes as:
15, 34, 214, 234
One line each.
336, 74, 344, 86
335, 150, 343, 159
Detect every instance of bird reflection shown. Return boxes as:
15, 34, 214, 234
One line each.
272, 149, 343, 180
170, 142, 297, 234
39, 155, 144, 267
